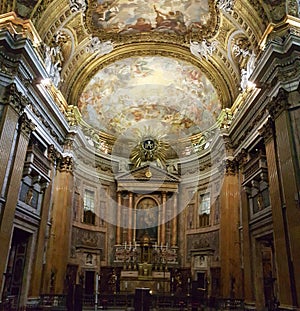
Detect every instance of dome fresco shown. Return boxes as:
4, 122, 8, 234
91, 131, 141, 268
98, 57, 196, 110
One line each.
78, 56, 222, 136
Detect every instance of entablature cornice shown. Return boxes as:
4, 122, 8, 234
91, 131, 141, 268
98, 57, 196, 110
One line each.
253, 19, 300, 86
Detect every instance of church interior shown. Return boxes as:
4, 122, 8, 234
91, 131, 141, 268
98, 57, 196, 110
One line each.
0, 0, 300, 310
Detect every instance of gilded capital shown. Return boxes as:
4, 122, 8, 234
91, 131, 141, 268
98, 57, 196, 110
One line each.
58, 156, 74, 173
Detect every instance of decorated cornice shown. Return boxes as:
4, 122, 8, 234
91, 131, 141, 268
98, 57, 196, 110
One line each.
27, 101, 65, 146
0, 49, 19, 77
0, 12, 41, 47
232, 107, 267, 150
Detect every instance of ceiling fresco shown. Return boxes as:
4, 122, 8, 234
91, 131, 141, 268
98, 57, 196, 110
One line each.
86, 0, 214, 36
2, 0, 292, 147
78, 55, 221, 136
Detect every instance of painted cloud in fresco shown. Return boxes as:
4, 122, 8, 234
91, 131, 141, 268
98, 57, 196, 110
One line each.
89, 0, 211, 34
78, 56, 221, 136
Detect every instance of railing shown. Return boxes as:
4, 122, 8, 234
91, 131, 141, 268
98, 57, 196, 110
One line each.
243, 155, 267, 182
24, 145, 51, 178
20, 293, 246, 310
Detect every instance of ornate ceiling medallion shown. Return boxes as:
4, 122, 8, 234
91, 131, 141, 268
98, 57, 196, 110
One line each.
84, 0, 219, 45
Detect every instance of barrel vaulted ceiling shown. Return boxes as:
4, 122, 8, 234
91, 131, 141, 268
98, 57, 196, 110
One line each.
1, 0, 299, 139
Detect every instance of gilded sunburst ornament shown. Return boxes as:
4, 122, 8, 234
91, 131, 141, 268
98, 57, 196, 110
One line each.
129, 127, 168, 169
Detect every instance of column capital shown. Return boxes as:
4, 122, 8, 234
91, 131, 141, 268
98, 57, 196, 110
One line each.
18, 113, 36, 138
4, 83, 29, 114
221, 159, 238, 176
235, 148, 248, 167
58, 156, 74, 173
259, 118, 274, 143
47, 144, 61, 164
267, 88, 290, 120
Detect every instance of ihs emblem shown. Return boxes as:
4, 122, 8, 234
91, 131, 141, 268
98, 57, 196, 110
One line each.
129, 127, 168, 168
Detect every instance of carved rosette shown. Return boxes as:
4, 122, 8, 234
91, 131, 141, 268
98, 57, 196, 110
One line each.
18, 113, 36, 138
267, 88, 290, 120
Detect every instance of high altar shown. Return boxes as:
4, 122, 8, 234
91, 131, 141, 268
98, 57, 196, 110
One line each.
113, 164, 180, 293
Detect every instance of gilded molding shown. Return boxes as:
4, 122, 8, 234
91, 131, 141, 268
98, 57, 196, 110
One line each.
0, 12, 41, 46
66, 105, 80, 126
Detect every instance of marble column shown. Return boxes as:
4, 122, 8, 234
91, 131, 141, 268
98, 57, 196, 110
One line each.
116, 191, 122, 245
160, 192, 167, 245
0, 83, 28, 196
171, 192, 177, 247
128, 192, 133, 243
42, 156, 74, 294
29, 145, 58, 297
219, 159, 242, 298
263, 88, 300, 307
0, 111, 35, 296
